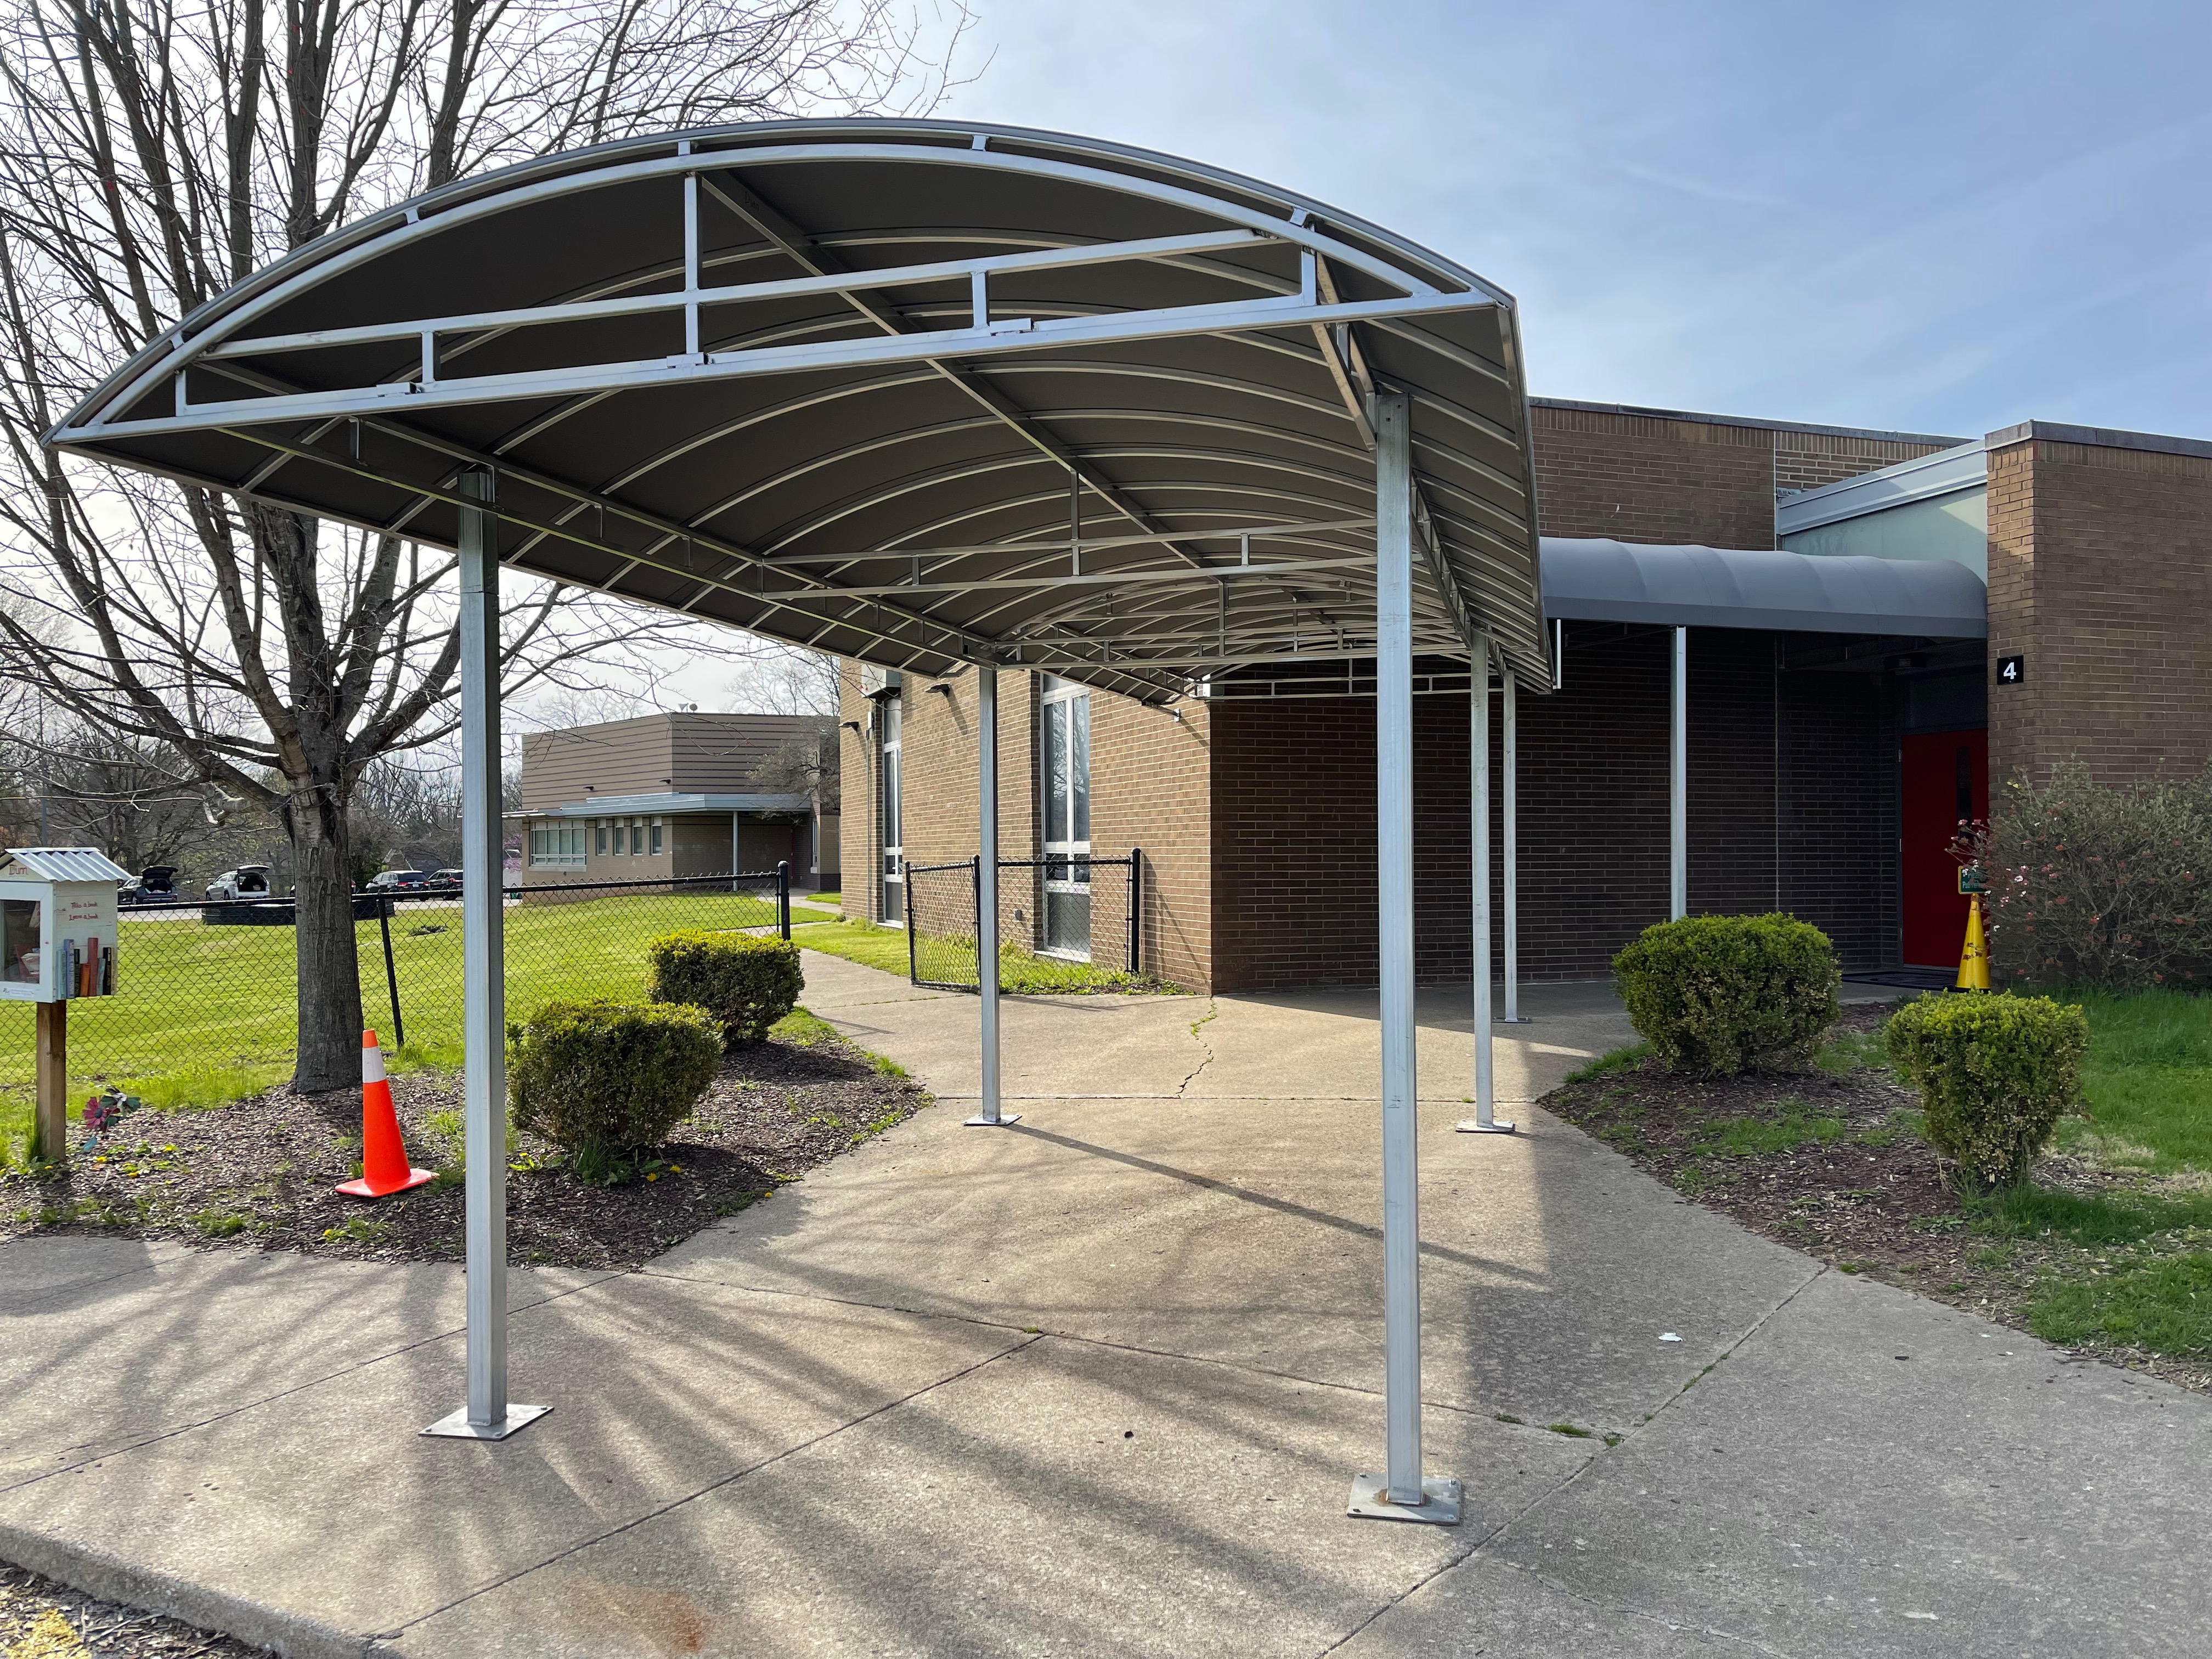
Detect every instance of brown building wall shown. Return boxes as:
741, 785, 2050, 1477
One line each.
1528, 400, 1960, 550
1203, 626, 1897, 991
1985, 429, 2212, 789
836, 404, 1958, 991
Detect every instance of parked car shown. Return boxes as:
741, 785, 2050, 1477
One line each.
426, 868, 465, 893
118, 865, 180, 905
364, 869, 431, 894
204, 866, 273, 900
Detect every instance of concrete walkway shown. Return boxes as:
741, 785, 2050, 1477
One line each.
1, 956, 2208, 1657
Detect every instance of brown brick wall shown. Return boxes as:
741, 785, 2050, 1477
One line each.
1203, 626, 1897, 991
837, 669, 1207, 983
1987, 435, 2212, 788
1529, 403, 1956, 548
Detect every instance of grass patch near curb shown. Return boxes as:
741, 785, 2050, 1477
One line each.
2028, 1254, 2212, 1358
1566, 1043, 1647, 1084
794, 918, 1157, 994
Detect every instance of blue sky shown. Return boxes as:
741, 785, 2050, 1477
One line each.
944, 0, 2211, 442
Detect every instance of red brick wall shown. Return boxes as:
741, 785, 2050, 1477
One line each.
1986, 433, 2212, 788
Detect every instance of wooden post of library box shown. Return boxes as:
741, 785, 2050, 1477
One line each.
1, 848, 133, 1164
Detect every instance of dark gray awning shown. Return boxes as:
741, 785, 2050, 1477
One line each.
1540, 538, 1986, 638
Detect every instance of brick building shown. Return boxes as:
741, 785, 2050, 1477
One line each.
843, 400, 2212, 991
518, 712, 837, 889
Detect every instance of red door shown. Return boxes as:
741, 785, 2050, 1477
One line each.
1900, 729, 1988, 966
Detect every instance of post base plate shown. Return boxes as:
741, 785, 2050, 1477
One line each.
421, 1402, 551, 1441
1455, 1119, 1517, 1135
1347, 1474, 1463, 1524
963, 1113, 1023, 1127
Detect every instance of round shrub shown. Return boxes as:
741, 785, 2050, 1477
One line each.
1612, 913, 1839, 1075
507, 998, 722, 1178
647, 930, 803, 1045
1887, 993, 2088, 1190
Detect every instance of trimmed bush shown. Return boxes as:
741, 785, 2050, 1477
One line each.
647, 930, 803, 1044
508, 998, 722, 1179
1887, 993, 2089, 1190
1612, 913, 1839, 1075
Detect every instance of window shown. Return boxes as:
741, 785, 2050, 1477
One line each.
650, 817, 663, 855
528, 820, 587, 869
3, 898, 41, 984
879, 695, 903, 923
1042, 677, 1092, 958
595, 820, 608, 856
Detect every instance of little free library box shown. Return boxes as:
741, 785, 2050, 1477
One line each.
2, 847, 133, 1161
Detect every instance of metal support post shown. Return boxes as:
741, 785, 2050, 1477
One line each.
966, 665, 1017, 1127
379, 898, 405, 1050
1459, 651, 1512, 1136
777, 861, 792, 939
1501, 672, 1527, 1024
425, 469, 548, 1442
1671, 626, 1688, 921
1350, 391, 1460, 1525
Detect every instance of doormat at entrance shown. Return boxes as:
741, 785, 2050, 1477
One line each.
1844, 968, 1956, 991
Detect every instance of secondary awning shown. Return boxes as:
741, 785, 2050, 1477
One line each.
1540, 538, 1987, 638
46, 119, 1549, 699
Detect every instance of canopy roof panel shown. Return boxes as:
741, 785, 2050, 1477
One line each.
48, 120, 1548, 702
1541, 538, 1988, 638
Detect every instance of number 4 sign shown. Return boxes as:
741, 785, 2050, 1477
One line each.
1997, 654, 2024, 685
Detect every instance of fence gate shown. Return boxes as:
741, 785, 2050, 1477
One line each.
905, 853, 1141, 991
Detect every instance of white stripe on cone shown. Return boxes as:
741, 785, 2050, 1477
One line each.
362, 1031, 387, 1085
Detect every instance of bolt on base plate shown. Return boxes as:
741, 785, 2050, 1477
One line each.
963, 1112, 1023, 1126
421, 1403, 551, 1441
1347, 1474, 1463, 1524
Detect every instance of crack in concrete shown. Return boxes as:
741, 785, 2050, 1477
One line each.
1176, 1000, 1220, 1099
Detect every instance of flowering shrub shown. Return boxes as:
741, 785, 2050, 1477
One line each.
1966, 762, 2212, 989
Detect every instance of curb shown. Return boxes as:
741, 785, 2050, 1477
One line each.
0, 1519, 377, 1659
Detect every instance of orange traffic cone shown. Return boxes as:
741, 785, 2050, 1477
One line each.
336, 1029, 437, 1198
1953, 896, 1991, 992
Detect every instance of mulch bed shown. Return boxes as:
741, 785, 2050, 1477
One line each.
0, 1028, 926, 1271
1, 1561, 267, 1657
1542, 1000, 2212, 1394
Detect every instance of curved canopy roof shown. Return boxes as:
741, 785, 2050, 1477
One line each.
1540, 538, 1988, 638
48, 120, 1547, 702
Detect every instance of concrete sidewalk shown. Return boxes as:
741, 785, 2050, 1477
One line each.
1, 956, 2208, 1657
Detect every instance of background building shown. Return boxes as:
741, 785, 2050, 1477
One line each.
517, 712, 837, 888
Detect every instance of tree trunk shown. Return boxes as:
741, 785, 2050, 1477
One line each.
290, 784, 365, 1092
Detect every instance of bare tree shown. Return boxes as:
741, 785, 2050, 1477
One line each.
0, 0, 969, 1089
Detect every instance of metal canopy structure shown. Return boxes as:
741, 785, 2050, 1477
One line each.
49, 119, 1549, 1525
49, 119, 1548, 702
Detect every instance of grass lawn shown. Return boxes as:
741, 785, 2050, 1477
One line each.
793, 917, 1153, 995
2, 891, 1145, 1164
1556, 987, 2212, 1382
0, 888, 784, 1160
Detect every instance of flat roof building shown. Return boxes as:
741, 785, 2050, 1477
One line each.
846, 399, 2212, 988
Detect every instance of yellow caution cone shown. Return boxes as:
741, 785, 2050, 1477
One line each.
1954, 896, 1990, 992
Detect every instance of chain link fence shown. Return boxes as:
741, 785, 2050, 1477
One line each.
0, 870, 790, 1111
905, 854, 1140, 992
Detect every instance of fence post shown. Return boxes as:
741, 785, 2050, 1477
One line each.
1127, 848, 1142, 977
906, 862, 919, 984
379, 895, 405, 1050
777, 861, 791, 940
